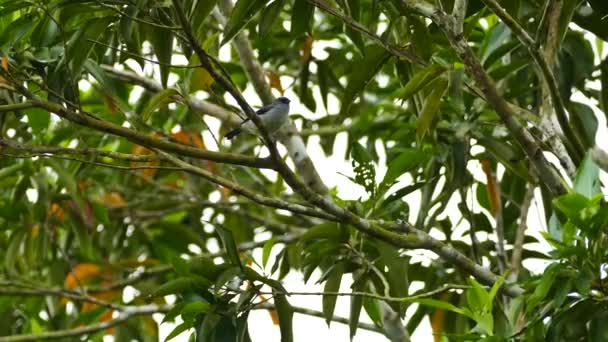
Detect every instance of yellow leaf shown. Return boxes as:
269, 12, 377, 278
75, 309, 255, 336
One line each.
191, 67, 215, 91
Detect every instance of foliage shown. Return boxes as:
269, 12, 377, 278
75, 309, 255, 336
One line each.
0, 0, 607, 341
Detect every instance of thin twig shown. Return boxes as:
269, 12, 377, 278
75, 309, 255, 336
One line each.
253, 302, 383, 333
260, 283, 470, 302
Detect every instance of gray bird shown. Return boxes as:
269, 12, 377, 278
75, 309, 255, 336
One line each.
225, 97, 291, 139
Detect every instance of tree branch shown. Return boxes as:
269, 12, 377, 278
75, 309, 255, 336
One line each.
253, 303, 383, 333
171, 0, 522, 299
401, 0, 566, 197
0, 304, 170, 342
8, 95, 272, 169
479, 0, 583, 171
0, 138, 160, 162
155, 150, 337, 221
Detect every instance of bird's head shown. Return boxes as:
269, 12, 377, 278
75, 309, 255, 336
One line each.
276, 97, 291, 104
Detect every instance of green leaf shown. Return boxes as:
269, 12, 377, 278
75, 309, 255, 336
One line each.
192, 0, 219, 40
322, 263, 344, 326
316, 60, 330, 110
259, 0, 287, 38
416, 78, 447, 143
152, 276, 212, 297
222, 0, 267, 45
601, 58, 608, 119
553, 193, 589, 222
362, 297, 383, 326
149, 24, 173, 88
171, 256, 190, 276
343, 0, 365, 54
84, 59, 115, 96
526, 263, 559, 314
262, 237, 277, 268
349, 277, 364, 339
573, 153, 600, 199
214, 266, 242, 294
162, 302, 185, 324
350, 142, 376, 196
197, 312, 221, 342
575, 268, 593, 296
181, 301, 210, 323
165, 322, 190, 342
467, 277, 491, 314
340, 44, 392, 116
392, 64, 446, 102
216, 226, 243, 269
291, 0, 314, 36
382, 149, 428, 186
5, 229, 26, 275
409, 298, 471, 318
300, 222, 345, 242
25, 107, 50, 134
569, 101, 599, 150
273, 290, 294, 342
91, 201, 110, 226
141, 88, 180, 122
64, 17, 113, 75
488, 273, 507, 302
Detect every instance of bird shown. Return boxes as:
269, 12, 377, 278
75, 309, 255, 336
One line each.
225, 97, 291, 139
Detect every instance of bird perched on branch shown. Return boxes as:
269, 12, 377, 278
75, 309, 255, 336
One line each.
225, 97, 291, 139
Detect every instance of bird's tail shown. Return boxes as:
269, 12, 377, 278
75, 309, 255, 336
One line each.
225, 127, 242, 139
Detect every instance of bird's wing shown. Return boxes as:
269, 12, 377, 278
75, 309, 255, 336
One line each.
256, 104, 274, 115
235, 104, 273, 126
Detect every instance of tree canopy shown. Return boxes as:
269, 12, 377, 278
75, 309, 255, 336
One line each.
1, 0, 608, 341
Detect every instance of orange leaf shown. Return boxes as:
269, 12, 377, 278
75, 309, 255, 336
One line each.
171, 130, 204, 148
481, 160, 500, 215
64, 263, 102, 289
268, 308, 280, 325
430, 292, 452, 342
104, 95, 119, 114
0, 56, 8, 84
50, 203, 65, 221
267, 71, 284, 94
102, 192, 126, 208
301, 36, 314, 62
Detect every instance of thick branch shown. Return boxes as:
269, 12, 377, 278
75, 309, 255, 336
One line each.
21, 97, 273, 169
